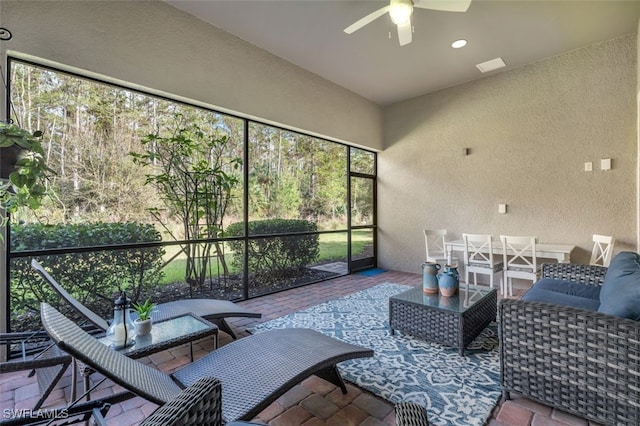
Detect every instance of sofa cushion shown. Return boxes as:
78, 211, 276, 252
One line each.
533, 278, 601, 300
522, 280, 601, 311
598, 251, 640, 320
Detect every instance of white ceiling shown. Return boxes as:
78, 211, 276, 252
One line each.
166, 0, 640, 106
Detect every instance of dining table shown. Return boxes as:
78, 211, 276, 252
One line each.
444, 239, 576, 264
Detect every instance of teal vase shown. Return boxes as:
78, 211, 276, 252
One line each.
421, 262, 441, 294
438, 265, 459, 297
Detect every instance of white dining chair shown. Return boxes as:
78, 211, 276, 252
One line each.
590, 234, 615, 267
462, 233, 503, 292
500, 235, 538, 297
424, 229, 449, 265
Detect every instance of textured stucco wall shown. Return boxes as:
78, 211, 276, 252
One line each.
637, 18, 640, 251
380, 35, 637, 274
0, 0, 383, 150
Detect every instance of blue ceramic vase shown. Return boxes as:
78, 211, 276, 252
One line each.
421, 262, 441, 294
438, 265, 459, 297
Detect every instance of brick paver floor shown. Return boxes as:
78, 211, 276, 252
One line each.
1, 269, 603, 425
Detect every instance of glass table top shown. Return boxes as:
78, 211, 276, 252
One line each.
390, 285, 496, 314
99, 313, 214, 354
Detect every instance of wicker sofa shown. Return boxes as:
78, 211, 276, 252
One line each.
499, 252, 640, 425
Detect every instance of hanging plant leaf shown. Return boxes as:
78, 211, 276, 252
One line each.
0, 122, 54, 233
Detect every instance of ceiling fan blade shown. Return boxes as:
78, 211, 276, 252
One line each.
413, 0, 472, 12
397, 21, 412, 46
344, 5, 390, 34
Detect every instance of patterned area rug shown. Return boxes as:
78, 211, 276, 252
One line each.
249, 282, 501, 426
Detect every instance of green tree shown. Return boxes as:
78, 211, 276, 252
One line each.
272, 173, 301, 219
131, 115, 242, 292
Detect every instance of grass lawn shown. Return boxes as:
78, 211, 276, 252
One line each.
159, 230, 372, 284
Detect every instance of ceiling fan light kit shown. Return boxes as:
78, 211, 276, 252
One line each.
389, 0, 413, 25
344, 0, 472, 46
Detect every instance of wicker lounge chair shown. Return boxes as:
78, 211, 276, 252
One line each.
31, 259, 261, 339
40, 302, 373, 423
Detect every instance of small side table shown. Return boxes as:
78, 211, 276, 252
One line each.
77, 313, 218, 400
100, 312, 218, 358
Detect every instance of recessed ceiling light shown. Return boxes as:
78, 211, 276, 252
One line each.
451, 39, 467, 49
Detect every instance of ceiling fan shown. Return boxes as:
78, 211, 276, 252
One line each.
344, 0, 472, 46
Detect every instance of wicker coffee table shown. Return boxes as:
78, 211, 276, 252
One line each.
389, 286, 497, 355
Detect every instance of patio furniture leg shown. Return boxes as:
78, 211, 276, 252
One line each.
71, 357, 78, 401
210, 318, 237, 339
315, 366, 348, 394
84, 371, 91, 401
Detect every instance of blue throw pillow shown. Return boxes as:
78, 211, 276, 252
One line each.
598, 251, 640, 320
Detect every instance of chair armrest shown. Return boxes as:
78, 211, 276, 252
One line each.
0, 346, 70, 373
540, 263, 607, 286
499, 298, 640, 424
395, 402, 430, 426
140, 377, 221, 426
0, 331, 54, 359
0, 331, 50, 343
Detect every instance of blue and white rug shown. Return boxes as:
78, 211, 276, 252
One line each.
249, 282, 501, 426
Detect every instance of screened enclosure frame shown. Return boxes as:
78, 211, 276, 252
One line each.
2, 56, 377, 332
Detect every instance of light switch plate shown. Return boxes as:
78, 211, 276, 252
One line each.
601, 158, 611, 171
585, 162, 593, 172
498, 204, 507, 214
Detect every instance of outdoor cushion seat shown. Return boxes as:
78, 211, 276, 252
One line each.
32, 259, 261, 339
40, 303, 374, 424
529, 278, 602, 299
521, 278, 601, 311
520, 287, 600, 311
468, 261, 503, 272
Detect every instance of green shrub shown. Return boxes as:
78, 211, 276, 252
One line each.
227, 219, 319, 278
10, 222, 165, 329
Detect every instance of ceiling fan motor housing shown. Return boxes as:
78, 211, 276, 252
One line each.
390, 0, 414, 25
